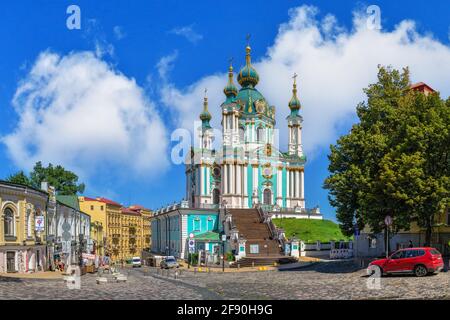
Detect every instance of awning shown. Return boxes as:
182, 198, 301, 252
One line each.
194, 231, 220, 242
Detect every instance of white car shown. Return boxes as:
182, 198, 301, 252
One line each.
132, 257, 142, 268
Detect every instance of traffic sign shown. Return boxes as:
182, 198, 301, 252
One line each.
384, 215, 393, 226
189, 233, 194, 239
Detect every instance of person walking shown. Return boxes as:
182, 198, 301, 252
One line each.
408, 240, 414, 248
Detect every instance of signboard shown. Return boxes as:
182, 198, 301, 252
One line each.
221, 234, 227, 242
189, 233, 194, 239
188, 239, 195, 253
384, 215, 393, 226
35, 216, 45, 232
82, 253, 96, 260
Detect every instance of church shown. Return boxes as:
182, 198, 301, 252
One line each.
186, 43, 319, 217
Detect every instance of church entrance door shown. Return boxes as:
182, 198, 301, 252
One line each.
213, 189, 220, 205
263, 189, 272, 205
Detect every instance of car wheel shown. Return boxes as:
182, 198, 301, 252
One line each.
414, 265, 428, 277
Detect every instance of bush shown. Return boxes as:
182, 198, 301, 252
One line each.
188, 253, 198, 265
225, 252, 235, 262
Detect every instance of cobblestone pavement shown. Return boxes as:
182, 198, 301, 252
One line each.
1, 262, 449, 300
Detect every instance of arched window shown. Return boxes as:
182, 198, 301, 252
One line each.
26, 208, 33, 238
4, 208, 14, 237
213, 189, 220, 205
239, 127, 245, 142
263, 189, 272, 205
257, 126, 264, 143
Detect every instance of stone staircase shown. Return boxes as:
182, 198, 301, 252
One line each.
229, 208, 284, 260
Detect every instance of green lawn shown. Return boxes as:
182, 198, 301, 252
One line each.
272, 218, 351, 243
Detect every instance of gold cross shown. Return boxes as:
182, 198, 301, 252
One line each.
246, 34, 251, 46
292, 72, 298, 84
204, 88, 208, 98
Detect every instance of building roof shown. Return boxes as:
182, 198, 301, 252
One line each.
410, 82, 435, 93
0, 180, 48, 196
56, 195, 80, 211
194, 231, 220, 242
96, 197, 122, 207
121, 207, 141, 216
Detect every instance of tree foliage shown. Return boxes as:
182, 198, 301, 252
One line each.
6, 161, 85, 195
324, 66, 450, 244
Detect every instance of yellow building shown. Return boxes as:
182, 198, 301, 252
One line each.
129, 205, 152, 251
79, 196, 152, 263
1, 181, 49, 273
79, 196, 109, 257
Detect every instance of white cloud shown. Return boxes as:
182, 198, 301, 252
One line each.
2, 51, 169, 178
113, 26, 126, 40
169, 25, 203, 44
156, 51, 178, 82
161, 5, 450, 159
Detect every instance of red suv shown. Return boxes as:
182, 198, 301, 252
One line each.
367, 247, 444, 277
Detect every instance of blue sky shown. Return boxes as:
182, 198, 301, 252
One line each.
1, 0, 450, 221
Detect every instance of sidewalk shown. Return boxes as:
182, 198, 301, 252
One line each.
0, 271, 63, 280
177, 257, 317, 273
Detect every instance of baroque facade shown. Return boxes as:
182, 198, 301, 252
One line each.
186, 44, 309, 211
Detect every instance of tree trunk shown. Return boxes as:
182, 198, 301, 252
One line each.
425, 224, 432, 247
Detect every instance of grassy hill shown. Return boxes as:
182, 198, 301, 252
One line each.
272, 218, 351, 243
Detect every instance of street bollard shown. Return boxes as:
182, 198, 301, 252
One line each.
238, 264, 240, 269
194, 268, 197, 274
252, 262, 255, 268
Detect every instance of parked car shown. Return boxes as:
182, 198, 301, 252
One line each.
160, 256, 179, 269
132, 257, 142, 268
367, 247, 444, 277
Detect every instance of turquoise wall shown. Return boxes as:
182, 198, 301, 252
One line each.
187, 212, 219, 235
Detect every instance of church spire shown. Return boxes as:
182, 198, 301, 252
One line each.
288, 73, 301, 113
199, 88, 212, 128
223, 58, 238, 99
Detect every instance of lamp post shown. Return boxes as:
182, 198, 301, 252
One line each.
221, 234, 227, 272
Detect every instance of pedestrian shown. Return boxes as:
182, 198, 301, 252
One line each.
408, 240, 413, 248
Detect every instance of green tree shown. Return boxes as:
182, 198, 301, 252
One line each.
6, 171, 31, 186
6, 162, 85, 195
325, 66, 450, 246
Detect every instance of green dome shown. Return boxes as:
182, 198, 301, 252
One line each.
237, 46, 259, 88
224, 65, 238, 98
288, 77, 301, 111
199, 96, 212, 128
289, 96, 301, 110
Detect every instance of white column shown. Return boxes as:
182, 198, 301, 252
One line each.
300, 170, 305, 199
236, 164, 241, 195
243, 165, 248, 196
253, 166, 258, 199
286, 169, 290, 200
200, 166, 204, 196
206, 166, 210, 196
290, 170, 295, 199
223, 164, 228, 195
231, 164, 235, 194
295, 170, 299, 199
277, 168, 282, 205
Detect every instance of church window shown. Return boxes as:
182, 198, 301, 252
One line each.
239, 127, 245, 142
257, 126, 264, 143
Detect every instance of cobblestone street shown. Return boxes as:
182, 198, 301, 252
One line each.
1, 262, 449, 300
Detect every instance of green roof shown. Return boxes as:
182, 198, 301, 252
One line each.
56, 195, 80, 211
194, 231, 220, 242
